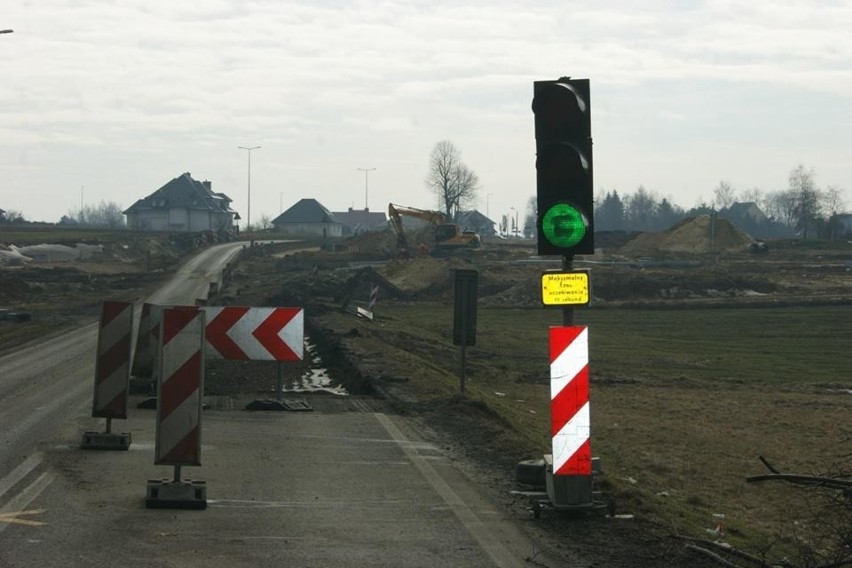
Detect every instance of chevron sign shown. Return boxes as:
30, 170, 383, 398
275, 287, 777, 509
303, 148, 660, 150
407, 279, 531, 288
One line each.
204, 307, 304, 361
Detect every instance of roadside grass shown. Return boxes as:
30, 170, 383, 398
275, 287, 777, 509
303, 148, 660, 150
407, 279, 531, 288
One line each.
0, 226, 131, 244
327, 301, 851, 554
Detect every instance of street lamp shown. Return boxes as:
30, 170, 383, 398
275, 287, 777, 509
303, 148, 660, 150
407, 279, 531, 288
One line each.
238, 145, 260, 245
356, 167, 375, 210
509, 206, 519, 238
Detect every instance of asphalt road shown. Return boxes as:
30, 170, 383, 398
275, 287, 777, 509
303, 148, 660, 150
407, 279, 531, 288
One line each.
0, 243, 562, 567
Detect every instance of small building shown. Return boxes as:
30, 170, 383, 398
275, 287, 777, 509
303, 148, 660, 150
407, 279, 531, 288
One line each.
123, 172, 237, 232
723, 202, 769, 225
272, 198, 343, 238
332, 207, 388, 236
456, 210, 496, 236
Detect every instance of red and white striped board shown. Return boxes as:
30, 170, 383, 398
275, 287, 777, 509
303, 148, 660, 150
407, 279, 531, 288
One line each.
92, 301, 134, 419
204, 306, 303, 361
550, 326, 591, 476
154, 307, 205, 466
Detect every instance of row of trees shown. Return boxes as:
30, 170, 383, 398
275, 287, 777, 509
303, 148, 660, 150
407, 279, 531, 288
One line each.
522, 165, 847, 239
424, 141, 848, 241
61, 201, 126, 228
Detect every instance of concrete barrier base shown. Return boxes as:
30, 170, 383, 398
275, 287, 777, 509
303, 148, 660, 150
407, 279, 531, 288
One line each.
145, 479, 207, 510
80, 431, 131, 451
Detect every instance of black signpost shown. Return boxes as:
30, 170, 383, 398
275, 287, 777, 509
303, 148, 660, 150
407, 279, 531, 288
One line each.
452, 269, 478, 393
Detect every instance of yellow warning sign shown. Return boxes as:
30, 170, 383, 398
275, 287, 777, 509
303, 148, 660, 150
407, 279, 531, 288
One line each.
541, 271, 591, 306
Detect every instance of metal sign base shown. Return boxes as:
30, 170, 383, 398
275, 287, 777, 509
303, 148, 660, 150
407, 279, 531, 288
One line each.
512, 454, 606, 518
80, 431, 131, 451
146, 470, 207, 510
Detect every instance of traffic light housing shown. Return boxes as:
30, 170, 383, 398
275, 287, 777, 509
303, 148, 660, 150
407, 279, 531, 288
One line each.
533, 77, 594, 256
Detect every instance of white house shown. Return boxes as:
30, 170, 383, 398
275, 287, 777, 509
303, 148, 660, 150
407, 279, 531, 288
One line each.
123, 172, 237, 232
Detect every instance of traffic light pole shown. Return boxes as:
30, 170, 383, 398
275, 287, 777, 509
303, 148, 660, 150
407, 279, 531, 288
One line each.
562, 254, 574, 325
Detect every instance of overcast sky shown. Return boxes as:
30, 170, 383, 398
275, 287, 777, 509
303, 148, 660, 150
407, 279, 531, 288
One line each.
2, 0, 850, 225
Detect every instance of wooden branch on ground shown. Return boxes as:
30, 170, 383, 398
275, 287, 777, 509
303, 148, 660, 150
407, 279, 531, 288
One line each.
748, 456, 852, 493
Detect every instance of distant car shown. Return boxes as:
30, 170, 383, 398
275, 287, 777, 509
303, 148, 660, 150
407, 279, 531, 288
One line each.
748, 241, 769, 254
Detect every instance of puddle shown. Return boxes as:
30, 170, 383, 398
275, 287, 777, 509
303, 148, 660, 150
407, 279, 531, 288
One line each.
280, 338, 347, 396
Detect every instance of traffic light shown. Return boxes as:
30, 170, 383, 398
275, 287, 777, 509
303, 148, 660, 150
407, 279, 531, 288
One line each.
533, 77, 594, 256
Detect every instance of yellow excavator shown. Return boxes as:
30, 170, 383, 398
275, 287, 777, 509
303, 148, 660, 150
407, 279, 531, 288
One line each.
388, 203, 481, 257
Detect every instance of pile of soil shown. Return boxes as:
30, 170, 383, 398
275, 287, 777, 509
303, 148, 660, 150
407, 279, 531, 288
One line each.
620, 216, 755, 257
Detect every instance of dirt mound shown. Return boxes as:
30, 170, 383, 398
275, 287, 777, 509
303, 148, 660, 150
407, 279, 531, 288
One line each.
620, 215, 755, 257
378, 257, 470, 294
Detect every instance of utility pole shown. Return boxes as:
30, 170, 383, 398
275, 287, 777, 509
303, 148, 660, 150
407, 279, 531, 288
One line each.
238, 145, 261, 245
356, 167, 375, 210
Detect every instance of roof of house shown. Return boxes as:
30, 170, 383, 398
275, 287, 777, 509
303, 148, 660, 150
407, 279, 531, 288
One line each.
273, 198, 339, 224
332, 208, 387, 229
456, 210, 495, 227
724, 202, 768, 222
123, 172, 234, 215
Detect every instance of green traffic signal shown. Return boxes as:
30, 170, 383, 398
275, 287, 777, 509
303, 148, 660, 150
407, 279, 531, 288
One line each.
541, 203, 587, 248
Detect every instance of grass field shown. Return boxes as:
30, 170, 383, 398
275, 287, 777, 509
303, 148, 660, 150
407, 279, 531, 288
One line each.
322, 300, 851, 556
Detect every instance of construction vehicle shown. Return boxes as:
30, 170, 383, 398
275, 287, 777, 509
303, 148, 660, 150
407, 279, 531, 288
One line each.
387, 203, 481, 256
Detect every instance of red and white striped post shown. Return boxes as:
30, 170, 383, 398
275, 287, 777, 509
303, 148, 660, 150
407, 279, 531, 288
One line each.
147, 306, 207, 509
368, 285, 379, 310
547, 326, 593, 505
82, 300, 133, 450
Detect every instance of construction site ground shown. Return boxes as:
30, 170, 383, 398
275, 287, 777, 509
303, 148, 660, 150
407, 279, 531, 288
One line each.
1, 220, 850, 567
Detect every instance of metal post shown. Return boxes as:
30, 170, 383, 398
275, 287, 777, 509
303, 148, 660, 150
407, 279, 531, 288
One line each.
459, 344, 467, 393
276, 362, 283, 402
238, 145, 261, 246
105, 417, 112, 434
173, 465, 181, 483
357, 167, 376, 210
563, 255, 574, 325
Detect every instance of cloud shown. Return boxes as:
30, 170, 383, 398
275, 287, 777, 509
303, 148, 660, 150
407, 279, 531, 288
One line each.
0, 0, 849, 222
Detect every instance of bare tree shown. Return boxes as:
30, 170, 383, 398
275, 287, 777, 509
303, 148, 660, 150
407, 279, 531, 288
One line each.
764, 189, 798, 226
624, 185, 658, 231
425, 140, 480, 220
68, 201, 125, 228
713, 181, 737, 210
789, 165, 822, 238
822, 185, 846, 217
740, 186, 764, 206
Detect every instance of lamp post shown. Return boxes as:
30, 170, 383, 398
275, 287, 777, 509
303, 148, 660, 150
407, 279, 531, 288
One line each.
356, 167, 375, 210
238, 145, 260, 245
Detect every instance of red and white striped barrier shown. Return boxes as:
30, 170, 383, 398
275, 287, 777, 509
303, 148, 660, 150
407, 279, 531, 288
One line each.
154, 307, 205, 466
92, 301, 134, 419
550, 326, 591, 476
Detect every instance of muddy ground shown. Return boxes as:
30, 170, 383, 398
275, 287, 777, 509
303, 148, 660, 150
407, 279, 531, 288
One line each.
1, 223, 850, 567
